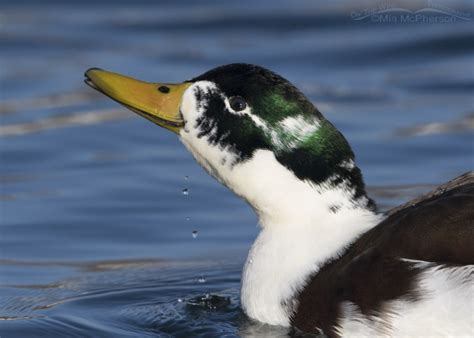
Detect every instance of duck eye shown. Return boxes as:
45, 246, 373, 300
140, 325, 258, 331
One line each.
229, 96, 247, 111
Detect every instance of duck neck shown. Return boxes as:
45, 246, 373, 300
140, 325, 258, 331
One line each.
238, 150, 381, 326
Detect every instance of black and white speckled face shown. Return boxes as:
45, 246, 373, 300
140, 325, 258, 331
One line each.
180, 80, 268, 167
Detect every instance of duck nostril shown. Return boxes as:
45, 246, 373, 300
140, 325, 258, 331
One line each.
158, 86, 170, 94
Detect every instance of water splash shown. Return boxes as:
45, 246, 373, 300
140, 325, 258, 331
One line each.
185, 293, 231, 310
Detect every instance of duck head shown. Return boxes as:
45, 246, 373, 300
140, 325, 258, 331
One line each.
85, 64, 375, 226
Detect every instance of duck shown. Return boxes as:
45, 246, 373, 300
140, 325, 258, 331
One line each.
84, 64, 474, 337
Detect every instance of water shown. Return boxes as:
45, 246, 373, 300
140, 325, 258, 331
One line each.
1, 0, 473, 336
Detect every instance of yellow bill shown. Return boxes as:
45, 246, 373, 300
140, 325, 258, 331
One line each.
84, 68, 191, 133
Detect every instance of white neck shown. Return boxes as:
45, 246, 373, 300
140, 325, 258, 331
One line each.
241, 210, 381, 326
232, 151, 382, 326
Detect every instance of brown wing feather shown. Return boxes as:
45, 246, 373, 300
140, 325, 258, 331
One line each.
365, 171, 474, 264
386, 171, 474, 217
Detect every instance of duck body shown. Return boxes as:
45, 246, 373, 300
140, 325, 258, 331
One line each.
294, 174, 474, 336
85, 64, 474, 337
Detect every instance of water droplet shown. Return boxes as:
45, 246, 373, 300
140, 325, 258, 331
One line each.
198, 275, 206, 283
192, 230, 198, 239
184, 175, 189, 180
178, 298, 183, 303
248, 259, 253, 265
185, 217, 190, 221
182, 188, 189, 195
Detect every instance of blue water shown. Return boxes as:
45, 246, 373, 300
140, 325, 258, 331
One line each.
1, 0, 473, 336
